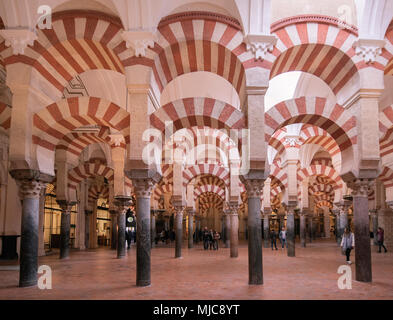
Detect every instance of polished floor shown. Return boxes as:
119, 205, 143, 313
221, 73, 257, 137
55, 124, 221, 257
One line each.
0, 239, 392, 300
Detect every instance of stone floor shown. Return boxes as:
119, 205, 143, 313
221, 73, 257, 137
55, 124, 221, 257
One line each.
0, 239, 392, 300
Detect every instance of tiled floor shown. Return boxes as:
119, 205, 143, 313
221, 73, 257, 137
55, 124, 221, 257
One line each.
0, 239, 392, 300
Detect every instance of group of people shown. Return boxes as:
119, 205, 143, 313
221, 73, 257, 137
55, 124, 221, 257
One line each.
269, 227, 288, 250
201, 227, 221, 250
340, 226, 388, 265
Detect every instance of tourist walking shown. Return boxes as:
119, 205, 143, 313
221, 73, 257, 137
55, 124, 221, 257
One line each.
208, 229, 214, 250
213, 230, 220, 250
340, 227, 355, 264
202, 227, 210, 250
377, 227, 388, 253
279, 227, 287, 249
270, 229, 278, 250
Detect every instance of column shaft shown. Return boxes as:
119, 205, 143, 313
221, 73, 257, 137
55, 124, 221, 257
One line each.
300, 214, 306, 247
136, 196, 151, 286
287, 212, 295, 257
230, 213, 238, 258
225, 214, 230, 248
175, 211, 183, 258
151, 213, 156, 248
188, 212, 194, 249
263, 214, 269, 248
117, 212, 126, 258
110, 212, 117, 250
248, 197, 262, 284
59, 210, 71, 259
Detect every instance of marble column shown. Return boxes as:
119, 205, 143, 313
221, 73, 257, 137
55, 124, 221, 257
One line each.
263, 212, 270, 248
224, 212, 230, 248
133, 178, 155, 287
11, 170, 50, 288
38, 189, 46, 257
228, 203, 239, 258
114, 196, 131, 259
242, 178, 264, 285
188, 210, 194, 249
338, 203, 349, 245
110, 210, 117, 250
89, 199, 98, 249
151, 211, 156, 248
308, 215, 313, 243
174, 204, 184, 258
371, 210, 378, 246
300, 212, 306, 247
351, 180, 373, 282
85, 210, 92, 249
324, 213, 330, 238
57, 201, 76, 260
287, 205, 296, 257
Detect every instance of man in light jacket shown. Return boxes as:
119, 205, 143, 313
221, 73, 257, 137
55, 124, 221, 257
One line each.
340, 227, 355, 264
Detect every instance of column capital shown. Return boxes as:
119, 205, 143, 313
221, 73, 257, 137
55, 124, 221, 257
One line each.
353, 38, 385, 64
56, 200, 76, 212
133, 178, 155, 198
121, 30, 157, 57
244, 34, 277, 61
10, 169, 53, 200
227, 202, 239, 216
240, 176, 265, 199
114, 195, 132, 214
348, 178, 374, 197
0, 28, 37, 55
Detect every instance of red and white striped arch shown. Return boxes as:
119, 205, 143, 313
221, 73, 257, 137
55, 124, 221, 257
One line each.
194, 184, 225, 201
382, 26, 393, 75
68, 161, 114, 190
195, 175, 227, 190
33, 97, 130, 153
0, 102, 11, 133
269, 164, 288, 190
379, 166, 393, 188
265, 97, 356, 152
300, 124, 341, 158
297, 165, 343, 190
379, 105, 393, 159
152, 12, 247, 96
308, 183, 334, 196
151, 97, 245, 133
310, 157, 333, 167
315, 200, 333, 209
0, 11, 125, 95
268, 15, 363, 95
88, 183, 109, 201
198, 192, 224, 211
182, 163, 230, 187
153, 181, 173, 202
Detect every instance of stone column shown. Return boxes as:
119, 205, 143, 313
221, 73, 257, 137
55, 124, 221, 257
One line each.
338, 202, 349, 245
38, 189, 46, 256
263, 211, 270, 248
300, 212, 306, 247
10, 170, 50, 287
188, 210, 194, 249
228, 203, 239, 258
380, 205, 393, 248
351, 179, 373, 282
84, 210, 92, 249
110, 210, 117, 250
242, 178, 264, 285
371, 210, 378, 246
151, 211, 156, 248
89, 199, 98, 249
224, 212, 230, 248
324, 212, 330, 238
308, 215, 313, 243
286, 204, 296, 257
114, 196, 131, 259
133, 178, 156, 287
173, 204, 184, 258
57, 201, 76, 259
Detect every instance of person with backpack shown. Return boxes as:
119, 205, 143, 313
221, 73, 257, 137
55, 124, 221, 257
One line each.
270, 229, 278, 250
340, 227, 355, 264
377, 227, 388, 253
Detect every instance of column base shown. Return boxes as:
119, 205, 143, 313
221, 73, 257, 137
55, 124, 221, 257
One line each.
19, 280, 37, 288
137, 280, 151, 287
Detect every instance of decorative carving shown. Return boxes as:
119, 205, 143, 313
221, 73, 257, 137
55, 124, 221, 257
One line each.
133, 178, 155, 198
244, 34, 277, 61
15, 179, 47, 199
353, 39, 385, 64
0, 29, 37, 55
57, 200, 76, 212
114, 196, 132, 214
241, 178, 265, 198
121, 30, 157, 57
108, 133, 125, 147
349, 179, 374, 197
284, 137, 301, 147
227, 202, 239, 216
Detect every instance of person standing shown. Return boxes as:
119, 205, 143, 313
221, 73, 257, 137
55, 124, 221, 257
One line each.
279, 227, 287, 249
270, 229, 278, 250
213, 230, 220, 250
340, 227, 355, 264
377, 227, 388, 253
208, 229, 214, 250
125, 227, 132, 249
202, 227, 210, 250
